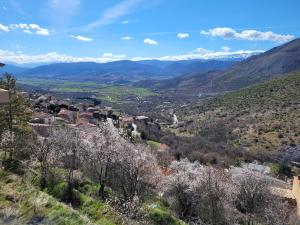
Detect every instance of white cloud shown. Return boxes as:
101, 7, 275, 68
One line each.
132, 47, 263, 61
121, 19, 137, 24
144, 38, 158, 45
86, 0, 144, 29
36, 29, 50, 36
23, 30, 32, 34
70, 35, 93, 42
0, 24, 9, 32
177, 33, 189, 39
121, 36, 132, 40
2, 6, 7, 10
8, 23, 51, 36
201, 27, 294, 43
0, 49, 126, 64
221, 46, 230, 52
195, 48, 212, 54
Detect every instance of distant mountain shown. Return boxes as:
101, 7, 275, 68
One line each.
141, 38, 300, 94
212, 38, 300, 91
16, 59, 239, 84
0, 64, 27, 74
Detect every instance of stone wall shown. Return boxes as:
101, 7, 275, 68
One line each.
292, 176, 300, 216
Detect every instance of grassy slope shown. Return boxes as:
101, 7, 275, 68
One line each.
0, 168, 186, 225
180, 71, 300, 153
0, 169, 124, 225
0, 169, 91, 225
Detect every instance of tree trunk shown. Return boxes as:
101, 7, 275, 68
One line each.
98, 179, 106, 200
40, 165, 47, 189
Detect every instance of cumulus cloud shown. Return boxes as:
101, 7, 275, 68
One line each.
201, 27, 294, 43
86, 0, 144, 29
0, 49, 126, 64
70, 35, 93, 42
0, 24, 9, 32
132, 47, 263, 61
8, 23, 51, 36
121, 36, 132, 40
177, 33, 189, 39
144, 38, 158, 45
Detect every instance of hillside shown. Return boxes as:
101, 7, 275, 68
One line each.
212, 38, 300, 91
176, 71, 300, 160
0, 64, 27, 74
134, 70, 222, 94
141, 38, 300, 94
0, 170, 123, 225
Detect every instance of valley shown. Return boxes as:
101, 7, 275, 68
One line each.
0, 27, 300, 225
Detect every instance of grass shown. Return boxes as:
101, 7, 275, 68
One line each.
18, 77, 157, 104
0, 169, 91, 225
145, 200, 186, 225
0, 169, 125, 225
147, 140, 161, 150
95, 86, 157, 103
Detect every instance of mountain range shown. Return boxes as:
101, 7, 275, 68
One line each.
0, 59, 238, 84
136, 38, 300, 94
1, 38, 299, 93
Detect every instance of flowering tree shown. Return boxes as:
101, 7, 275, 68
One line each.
50, 127, 85, 204
162, 159, 234, 224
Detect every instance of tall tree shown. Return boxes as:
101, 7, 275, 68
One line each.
0, 73, 31, 160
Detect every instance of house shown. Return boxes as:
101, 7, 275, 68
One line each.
0, 88, 9, 104
29, 112, 50, 124
76, 117, 90, 126
57, 109, 76, 123
119, 116, 134, 127
78, 112, 93, 121
87, 107, 96, 113
69, 105, 80, 112
58, 100, 70, 110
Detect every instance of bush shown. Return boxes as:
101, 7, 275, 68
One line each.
47, 181, 68, 201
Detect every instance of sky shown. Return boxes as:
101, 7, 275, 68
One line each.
0, 0, 299, 64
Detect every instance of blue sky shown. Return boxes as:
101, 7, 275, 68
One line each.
0, 0, 299, 64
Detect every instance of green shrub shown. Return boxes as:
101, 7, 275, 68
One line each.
47, 181, 67, 201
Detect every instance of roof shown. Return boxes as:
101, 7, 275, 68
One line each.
0, 88, 9, 104
57, 109, 74, 121
58, 100, 70, 106
79, 112, 93, 119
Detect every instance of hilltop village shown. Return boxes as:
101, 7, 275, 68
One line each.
26, 92, 168, 142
